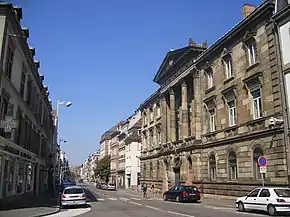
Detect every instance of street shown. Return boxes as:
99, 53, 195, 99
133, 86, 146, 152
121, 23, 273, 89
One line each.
46, 183, 271, 217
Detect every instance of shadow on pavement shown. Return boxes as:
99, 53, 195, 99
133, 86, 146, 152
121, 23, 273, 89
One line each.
0, 190, 59, 211
84, 188, 98, 202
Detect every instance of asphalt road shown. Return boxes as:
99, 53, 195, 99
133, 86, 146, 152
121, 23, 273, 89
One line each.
47, 183, 273, 217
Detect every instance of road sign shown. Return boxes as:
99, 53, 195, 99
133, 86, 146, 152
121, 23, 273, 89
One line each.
260, 166, 267, 174
258, 156, 267, 167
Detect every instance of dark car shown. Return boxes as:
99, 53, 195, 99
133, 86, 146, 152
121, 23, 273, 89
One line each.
163, 185, 200, 202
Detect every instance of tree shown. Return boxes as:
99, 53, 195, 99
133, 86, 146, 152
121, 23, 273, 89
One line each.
94, 155, 111, 183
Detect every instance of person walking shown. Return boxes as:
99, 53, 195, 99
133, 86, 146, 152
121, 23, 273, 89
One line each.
142, 183, 147, 198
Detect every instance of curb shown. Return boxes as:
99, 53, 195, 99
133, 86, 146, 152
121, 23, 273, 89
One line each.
31, 207, 60, 217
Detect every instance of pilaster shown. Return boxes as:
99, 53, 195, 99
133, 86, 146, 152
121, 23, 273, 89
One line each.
193, 70, 202, 140
169, 88, 176, 142
181, 79, 189, 139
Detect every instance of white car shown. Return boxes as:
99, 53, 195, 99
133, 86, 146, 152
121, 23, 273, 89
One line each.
61, 186, 87, 207
236, 187, 290, 216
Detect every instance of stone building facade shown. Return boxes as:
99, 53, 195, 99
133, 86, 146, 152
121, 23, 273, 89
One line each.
139, 1, 287, 197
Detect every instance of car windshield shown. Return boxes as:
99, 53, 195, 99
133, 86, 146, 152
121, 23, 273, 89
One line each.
274, 189, 290, 197
64, 188, 84, 194
184, 186, 198, 191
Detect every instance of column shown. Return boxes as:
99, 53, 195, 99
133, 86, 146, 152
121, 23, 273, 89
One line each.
160, 95, 167, 143
193, 70, 202, 140
169, 88, 176, 142
181, 80, 189, 139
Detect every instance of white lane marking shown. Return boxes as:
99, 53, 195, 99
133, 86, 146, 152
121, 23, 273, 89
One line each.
47, 208, 91, 217
131, 197, 141, 200
119, 197, 129, 201
167, 211, 194, 217
129, 201, 142, 206
147, 198, 163, 201
145, 205, 162, 211
98, 198, 105, 201
108, 197, 117, 200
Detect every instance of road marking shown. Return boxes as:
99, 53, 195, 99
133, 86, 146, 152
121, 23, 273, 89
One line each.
131, 197, 141, 200
147, 198, 163, 200
97, 198, 105, 201
47, 208, 91, 217
167, 211, 194, 217
108, 197, 117, 200
119, 197, 130, 201
145, 205, 162, 211
129, 201, 142, 206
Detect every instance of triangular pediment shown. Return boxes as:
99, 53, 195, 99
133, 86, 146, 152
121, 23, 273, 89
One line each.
153, 46, 190, 83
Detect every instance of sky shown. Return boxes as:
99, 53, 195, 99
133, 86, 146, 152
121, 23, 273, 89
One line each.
10, 0, 263, 165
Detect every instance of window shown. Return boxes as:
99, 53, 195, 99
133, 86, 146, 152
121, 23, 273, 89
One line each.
156, 104, 160, 117
6, 43, 14, 79
247, 42, 256, 66
7, 159, 14, 192
251, 88, 262, 119
20, 64, 26, 98
149, 130, 154, 147
143, 163, 146, 179
207, 69, 213, 88
259, 189, 270, 197
150, 108, 154, 122
143, 113, 147, 125
156, 127, 161, 144
209, 154, 216, 180
228, 101, 236, 126
224, 58, 232, 79
228, 151, 238, 180
156, 161, 160, 180
253, 147, 263, 180
150, 162, 153, 179
209, 109, 216, 132
247, 188, 260, 197
26, 79, 32, 105
188, 157, 192, 174
16, 162, 25, 194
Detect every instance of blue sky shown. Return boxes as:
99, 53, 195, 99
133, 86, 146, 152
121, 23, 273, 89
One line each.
10, 0, 262, 165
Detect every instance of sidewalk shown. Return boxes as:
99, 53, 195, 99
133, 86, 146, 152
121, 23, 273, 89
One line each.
0, 190, 60, 217
122, 188, 236, 208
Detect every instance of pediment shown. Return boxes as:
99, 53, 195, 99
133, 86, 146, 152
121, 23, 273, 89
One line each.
153, 46, 190, 84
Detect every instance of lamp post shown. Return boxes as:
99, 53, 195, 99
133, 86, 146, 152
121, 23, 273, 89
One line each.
58, 138, 67, 185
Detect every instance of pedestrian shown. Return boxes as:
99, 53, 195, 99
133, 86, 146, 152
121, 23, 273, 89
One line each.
151, 184, 155, 194
142, 183, 147, 198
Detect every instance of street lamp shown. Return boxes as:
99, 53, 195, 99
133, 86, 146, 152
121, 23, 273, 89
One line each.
58, 138, 67, 185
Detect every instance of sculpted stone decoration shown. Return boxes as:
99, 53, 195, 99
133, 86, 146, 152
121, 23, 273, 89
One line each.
169, 87, 175, 96
203, 61, 212, 71
242, 30, 257, 44
221, 48, 231, 58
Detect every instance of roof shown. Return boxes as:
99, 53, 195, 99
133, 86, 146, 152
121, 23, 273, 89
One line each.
100, 121, 126, 142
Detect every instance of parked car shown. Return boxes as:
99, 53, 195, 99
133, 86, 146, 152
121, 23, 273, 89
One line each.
106, 183, 116, 191
60, 186, 87, 208
59, 181, 75, 193
236, 187, 290, 216
163, 185, 201, 202
101, 183, 108, 190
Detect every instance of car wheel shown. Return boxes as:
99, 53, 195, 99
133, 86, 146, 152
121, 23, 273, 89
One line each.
175, 196, 180, 202
267, 204, 277, 216
237, 201, 245, 212
163, 194, 167, 201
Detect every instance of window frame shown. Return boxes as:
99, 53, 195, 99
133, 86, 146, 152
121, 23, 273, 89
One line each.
209, 109, 216, 132
251, 88, 262, 120
228, 100, 236, 126
209, 154, 216, 181
228, 151, 238, 180
224, 57, 233, 79
206, 69, 214, 89
247, 42, 257, 66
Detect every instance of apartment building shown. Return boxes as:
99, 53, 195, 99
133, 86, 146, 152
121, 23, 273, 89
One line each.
0, 3, 55, 203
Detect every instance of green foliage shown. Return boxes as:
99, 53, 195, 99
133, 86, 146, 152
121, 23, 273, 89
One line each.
94, 155, 111, 183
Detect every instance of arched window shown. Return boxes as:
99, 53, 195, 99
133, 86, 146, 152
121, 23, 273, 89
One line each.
150, 162, 153, 179
253, 147, 263, 180
156, 161, 160, 180
228, 151, 238, 180
209, 154, 216, 180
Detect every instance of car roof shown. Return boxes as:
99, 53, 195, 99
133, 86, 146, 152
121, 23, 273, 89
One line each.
64, 185, 83, 190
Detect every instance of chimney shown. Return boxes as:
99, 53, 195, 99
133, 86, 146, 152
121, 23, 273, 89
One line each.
242, 4, 256, 18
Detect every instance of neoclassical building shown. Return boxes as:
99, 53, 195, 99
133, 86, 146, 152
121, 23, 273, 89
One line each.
139, 1, 287, 196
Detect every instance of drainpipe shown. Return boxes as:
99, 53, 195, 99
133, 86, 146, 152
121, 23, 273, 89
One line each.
273, 20, 290, 187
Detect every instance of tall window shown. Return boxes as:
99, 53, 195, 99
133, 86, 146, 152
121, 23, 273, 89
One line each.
150, 162, 153, 179
224, 58, 232, 79
247, 42, 256, 66
20, 64, 26, 98
253, 147, 263, 180
209, 109, 216, 132
6, 42, 15, 79
228, 101, 236, 126
228, 151, 238, 180
156, 103, 160, 117
149, 130, 154, 147
207, 69, 213, 88
251, 88, 262, 119
209, 154, 216, 180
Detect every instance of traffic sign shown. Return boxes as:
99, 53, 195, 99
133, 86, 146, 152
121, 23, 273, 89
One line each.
258, 156, 267, 167
260, 166, 267, 174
